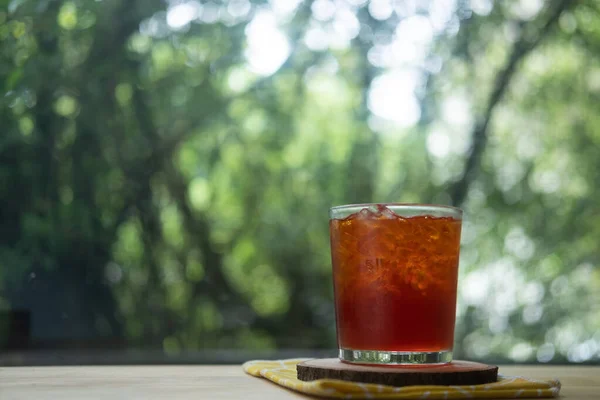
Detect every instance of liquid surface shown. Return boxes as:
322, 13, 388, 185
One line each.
330, 205, 462, 351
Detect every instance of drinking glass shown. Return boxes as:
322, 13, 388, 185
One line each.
329, 203, 462, 365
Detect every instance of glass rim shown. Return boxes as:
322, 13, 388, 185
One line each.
330, 203, 463, 219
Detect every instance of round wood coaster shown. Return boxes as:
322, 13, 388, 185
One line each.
297, 358, 498, 387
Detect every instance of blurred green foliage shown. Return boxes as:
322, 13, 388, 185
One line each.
0, 0, 599, 363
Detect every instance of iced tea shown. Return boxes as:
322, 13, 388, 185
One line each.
329, 204, 462, 364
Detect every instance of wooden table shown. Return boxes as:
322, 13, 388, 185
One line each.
0, 365, 598, 399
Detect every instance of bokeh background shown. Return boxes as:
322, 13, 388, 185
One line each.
1, 0, 599, 364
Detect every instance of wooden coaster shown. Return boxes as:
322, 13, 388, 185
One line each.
297, 358, 498, 387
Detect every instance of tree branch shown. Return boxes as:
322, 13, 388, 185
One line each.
449, 0, 573, 206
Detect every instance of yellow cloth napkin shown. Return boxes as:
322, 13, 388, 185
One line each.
243, 359, 561, 399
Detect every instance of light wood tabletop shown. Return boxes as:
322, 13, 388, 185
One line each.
0, 364, 598, 399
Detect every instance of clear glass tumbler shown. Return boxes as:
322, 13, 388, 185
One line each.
329, 203, 462, 365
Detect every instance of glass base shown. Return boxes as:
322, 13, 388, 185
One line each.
339, 348, 452, 365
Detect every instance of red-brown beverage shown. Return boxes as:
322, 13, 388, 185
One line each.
329, 204, 462, 364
